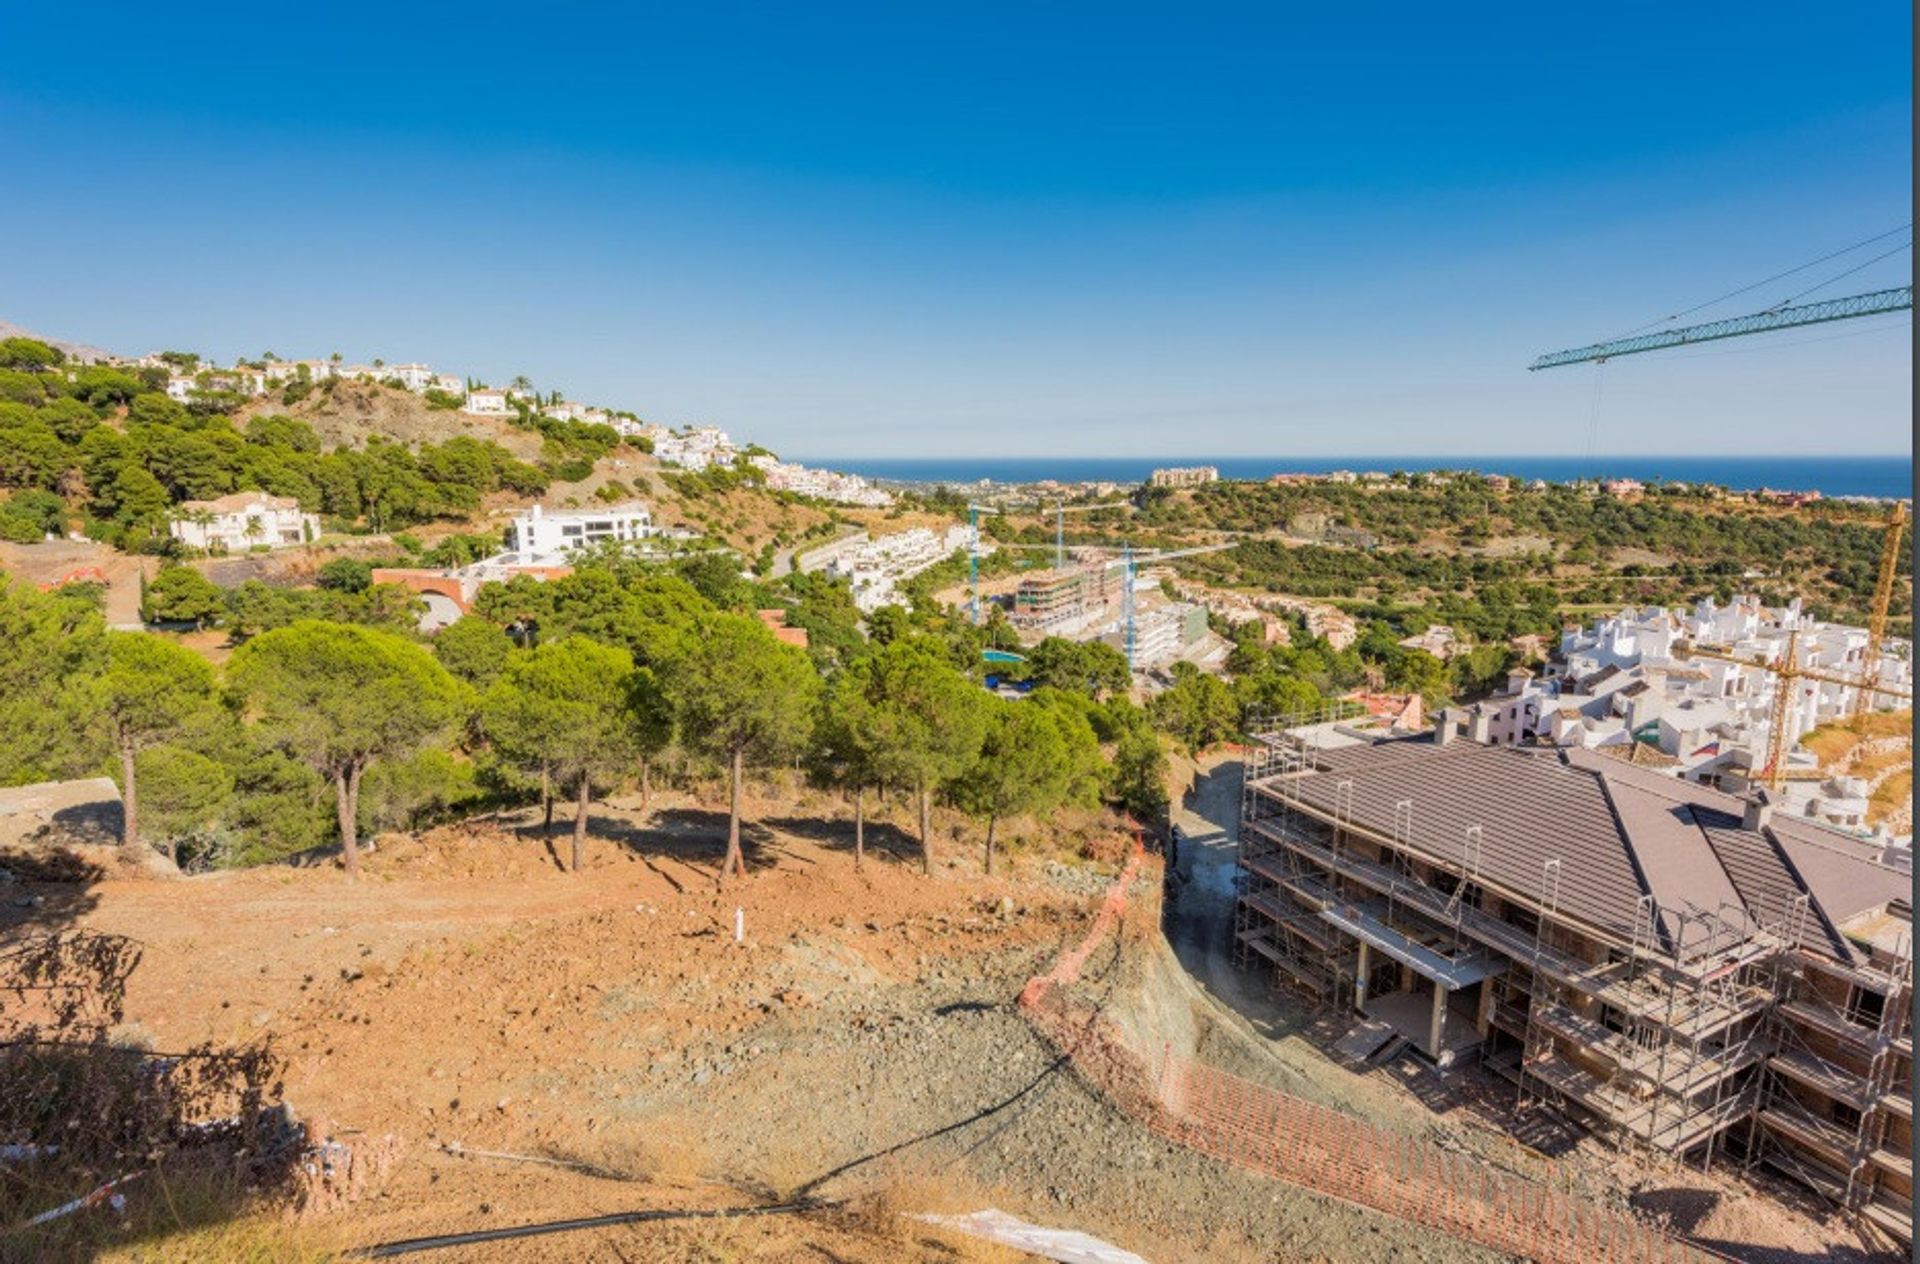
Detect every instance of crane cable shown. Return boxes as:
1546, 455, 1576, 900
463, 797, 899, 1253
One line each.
1770, 238, 1912, 309
1604, 222, 1912, 341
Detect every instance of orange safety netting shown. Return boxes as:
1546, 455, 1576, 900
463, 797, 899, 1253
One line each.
1017, 834, 1725, 1264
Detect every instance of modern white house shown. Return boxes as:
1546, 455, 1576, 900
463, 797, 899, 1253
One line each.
463, 388, 511, 417
502, 503, 655, 559
169, 492, 319, 552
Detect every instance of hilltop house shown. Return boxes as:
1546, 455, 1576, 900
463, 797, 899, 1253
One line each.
463, 388, 511, 417
169, 492, 318, 552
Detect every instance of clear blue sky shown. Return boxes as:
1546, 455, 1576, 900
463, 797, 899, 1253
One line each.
1, 3, 1910, 459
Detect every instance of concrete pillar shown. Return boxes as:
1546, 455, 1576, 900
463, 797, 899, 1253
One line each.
1429, 983, 1449, 1056
1354, 942, 1372, 1013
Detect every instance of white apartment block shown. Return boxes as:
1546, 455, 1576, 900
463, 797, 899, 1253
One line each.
755, 458, 892, 507
1440, 596, 1916, 845
502, 502, 655, 560
653, 426, 736, 471
811, 525, 973, 613
1149, 465, 1219, 488
170, 492, 319, 552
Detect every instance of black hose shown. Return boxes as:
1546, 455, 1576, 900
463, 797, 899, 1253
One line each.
347, 1199, 831, 1257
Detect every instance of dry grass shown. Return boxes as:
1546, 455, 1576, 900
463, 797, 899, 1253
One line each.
94, 1213, 342, 1264
1870, 769, 1911, 826
1802, 710, 1912, 768
827, 1155, 1024, 1261
3, 1167, 339, 1264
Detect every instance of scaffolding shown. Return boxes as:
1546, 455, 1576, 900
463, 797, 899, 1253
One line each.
1231, 718, 1914, 1237
1234, 705, 1367, 1007
1518, 887, 1800, 1167
1749, 931, 1913, 1243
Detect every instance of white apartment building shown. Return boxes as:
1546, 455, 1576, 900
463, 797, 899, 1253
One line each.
170, 492, 319, 552
431, 374, 465, 394
463, 388, 511, 417
653, 426, 736, 471
1149, 466, 1219, 488
755, 458, 892, 507
502, 503, 655, 559
1111, 601, 1207, 667
812, 525, 973, 613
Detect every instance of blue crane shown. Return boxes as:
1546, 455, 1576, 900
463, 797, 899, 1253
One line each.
1529, 286, 1911, 370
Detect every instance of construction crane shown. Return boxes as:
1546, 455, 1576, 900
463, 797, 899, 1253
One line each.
1852, 502, 1909, 724
1674, 632, 1913, 793
1530, 286, 1912, 369
1049, 499, 1132, 569
1090, 540, 1240, 670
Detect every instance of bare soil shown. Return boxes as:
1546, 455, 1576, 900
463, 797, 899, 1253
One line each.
4, 770, 1898, 1261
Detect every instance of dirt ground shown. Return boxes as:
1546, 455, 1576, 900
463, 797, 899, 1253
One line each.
3, 767, 1903, 1262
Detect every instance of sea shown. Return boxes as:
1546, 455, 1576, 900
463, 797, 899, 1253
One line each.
804, 455, 1912, 500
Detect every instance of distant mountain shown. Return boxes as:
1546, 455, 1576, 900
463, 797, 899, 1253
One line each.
0, 319, 116, 364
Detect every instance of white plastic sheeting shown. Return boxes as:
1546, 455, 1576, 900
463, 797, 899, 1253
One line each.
913, 1208, 1151, 1264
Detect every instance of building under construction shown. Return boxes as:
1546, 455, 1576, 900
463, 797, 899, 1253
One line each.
1010, 565, 1117, 632
1235, 716, 1913, 1246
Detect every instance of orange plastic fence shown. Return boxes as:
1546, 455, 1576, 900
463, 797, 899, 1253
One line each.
1017, 841, 1723, 1264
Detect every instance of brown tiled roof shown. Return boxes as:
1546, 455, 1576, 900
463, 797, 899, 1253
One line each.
1263, 737, 1905, 963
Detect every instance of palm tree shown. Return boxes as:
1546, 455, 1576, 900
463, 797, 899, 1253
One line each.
509, 374, 534, 395
244, 514, 265, 550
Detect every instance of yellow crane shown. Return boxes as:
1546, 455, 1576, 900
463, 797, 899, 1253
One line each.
1675, 630, 1912, 793
1851, 501, 1908, 725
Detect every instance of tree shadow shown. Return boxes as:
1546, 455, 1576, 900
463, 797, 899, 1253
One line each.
582, 807, 820, 884
762, 814, 923, 868
0, 817, 297, 1258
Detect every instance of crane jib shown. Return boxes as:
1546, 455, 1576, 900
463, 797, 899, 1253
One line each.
1529, 286, 1913, 370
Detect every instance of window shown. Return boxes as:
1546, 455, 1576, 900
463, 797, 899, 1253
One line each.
561, 525, 584, 538
1847, 986, 1886, 1028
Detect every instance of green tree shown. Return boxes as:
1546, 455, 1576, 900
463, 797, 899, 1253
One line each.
817, 655, 885, 868
0, 575, 106, 785
854, 638, 988, 874
1026, 637, 1130, 698
1106, 700, 1169, 825
91, 632, 215, 859
228, 621, 465, 878
480, 636, 646, 873
316, 557, 373, 593
432, 616, 516, 690
142, 565, 225, 628
1149, 663, 1239, 753
0, 337, 64, 370
134, 744, 235, 860
958, 701, 1074, 874
667, 613, 820, 883
357, 747, 477, 835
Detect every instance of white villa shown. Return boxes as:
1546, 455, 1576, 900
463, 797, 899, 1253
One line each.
463, 388, 511, 417
502, 503, 655, 559
169, 492, 318, 552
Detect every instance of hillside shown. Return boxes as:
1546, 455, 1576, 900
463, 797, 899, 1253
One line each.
246, 380, 859, 559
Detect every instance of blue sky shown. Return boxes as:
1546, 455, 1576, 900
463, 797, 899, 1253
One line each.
0, 3, 1910, 458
